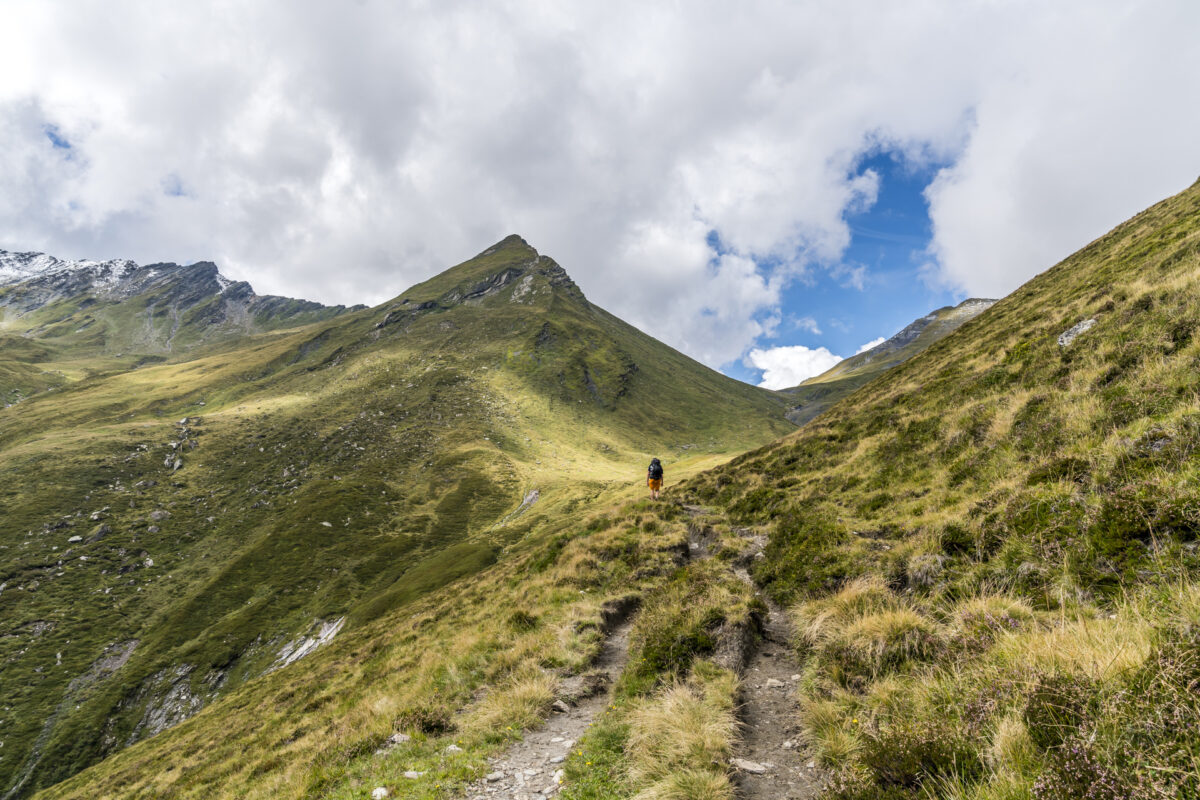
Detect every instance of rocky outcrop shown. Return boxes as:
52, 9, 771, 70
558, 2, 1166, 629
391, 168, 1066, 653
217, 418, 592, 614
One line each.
0, 249, 362, 353
1058, 317, 1098, 346
269, 617, 347, 672
374, 237, 587, 332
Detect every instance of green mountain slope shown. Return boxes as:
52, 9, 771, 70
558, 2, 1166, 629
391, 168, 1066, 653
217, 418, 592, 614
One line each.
681, 177, 1200, 798
783, 298, 995, 425
0, 235, 793, 797
23, 171, 1200, 800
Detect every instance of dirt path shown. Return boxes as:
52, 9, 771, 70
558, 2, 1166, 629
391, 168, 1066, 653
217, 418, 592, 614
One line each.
730, 580, 823, 799
683, 507, 823, 799
463, 506, 822, 799
462, 610, 633, 800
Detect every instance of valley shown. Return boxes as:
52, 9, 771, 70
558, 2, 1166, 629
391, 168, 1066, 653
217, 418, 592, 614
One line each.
3, 177, 1200, 800
0, 236, 792, 797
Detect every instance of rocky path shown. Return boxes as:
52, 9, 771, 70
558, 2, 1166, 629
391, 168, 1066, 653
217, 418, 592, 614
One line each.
462, 506, 822, 799
730, 585, 822, 799
683, 507, 823, 799
461, 611, 633, 799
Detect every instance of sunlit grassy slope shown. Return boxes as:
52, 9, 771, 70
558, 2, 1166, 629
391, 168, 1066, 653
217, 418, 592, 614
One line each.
20, 170, 1200, 800
1, 235, 792, 798
682, 177, 1200, 798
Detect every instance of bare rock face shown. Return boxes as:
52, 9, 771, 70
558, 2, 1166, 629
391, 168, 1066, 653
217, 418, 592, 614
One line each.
129, 666, 204, 742
0, 248, 361, 354
269, 617, 347, 672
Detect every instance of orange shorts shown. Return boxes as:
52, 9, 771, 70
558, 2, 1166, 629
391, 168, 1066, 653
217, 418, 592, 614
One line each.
648, 478, 662, 491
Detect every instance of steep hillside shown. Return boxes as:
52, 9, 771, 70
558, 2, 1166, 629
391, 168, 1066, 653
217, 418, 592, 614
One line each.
0, 236, 792, 798
783, 298, 995, 425
681, 177, 1200, 798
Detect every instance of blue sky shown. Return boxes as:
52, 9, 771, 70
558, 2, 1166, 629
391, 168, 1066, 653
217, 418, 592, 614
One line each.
726, 153, 965, 386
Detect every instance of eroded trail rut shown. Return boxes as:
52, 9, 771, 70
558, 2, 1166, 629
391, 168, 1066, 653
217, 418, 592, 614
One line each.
686, 506, 824, 799
464, 505, 822, 799
732, 586, 823, 799
463, 610, 633, 799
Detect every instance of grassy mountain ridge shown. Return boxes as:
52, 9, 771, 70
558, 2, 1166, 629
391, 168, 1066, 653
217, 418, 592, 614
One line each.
678, 176, 1200, 798
783, 298, 996, 425
1, 236, 792, 797
16, 171, 1200, 800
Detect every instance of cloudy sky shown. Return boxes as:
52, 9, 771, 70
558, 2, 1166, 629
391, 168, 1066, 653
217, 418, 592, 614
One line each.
2, 1, 1198, 387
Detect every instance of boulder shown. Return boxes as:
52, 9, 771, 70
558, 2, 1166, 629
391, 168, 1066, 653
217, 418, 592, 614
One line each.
1058, 318, 1097, 346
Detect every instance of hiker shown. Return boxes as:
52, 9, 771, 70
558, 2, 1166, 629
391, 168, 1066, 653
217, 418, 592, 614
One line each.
647, 457, 664, 500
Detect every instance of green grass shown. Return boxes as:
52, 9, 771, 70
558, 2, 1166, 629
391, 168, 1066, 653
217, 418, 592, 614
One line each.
680, 176, 1200, 798
0, 236, 792, 797
16, 174, 1200, 800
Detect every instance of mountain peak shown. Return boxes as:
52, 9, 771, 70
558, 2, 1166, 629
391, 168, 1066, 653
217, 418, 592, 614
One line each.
781, 296, 997, 425
376, 236, 582, 329
0, 248, 357, 354
482, 233, 538, 256
0, 249, 138, 289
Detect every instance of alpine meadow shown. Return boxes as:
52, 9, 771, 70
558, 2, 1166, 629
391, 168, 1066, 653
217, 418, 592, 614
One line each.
1, 175, 1200, 800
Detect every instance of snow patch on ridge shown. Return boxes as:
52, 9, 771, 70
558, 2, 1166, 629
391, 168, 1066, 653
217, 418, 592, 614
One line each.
0, 249, 138, 289
0, 248, 238, 294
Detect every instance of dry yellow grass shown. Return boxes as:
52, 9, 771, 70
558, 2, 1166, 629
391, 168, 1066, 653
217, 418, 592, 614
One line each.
625, 666, 738, 798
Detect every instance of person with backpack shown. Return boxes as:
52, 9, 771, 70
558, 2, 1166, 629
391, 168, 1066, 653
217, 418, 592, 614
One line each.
647, 457, 664, 500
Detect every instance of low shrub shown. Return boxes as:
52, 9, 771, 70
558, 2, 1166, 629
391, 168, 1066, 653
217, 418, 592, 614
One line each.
1032, 738, 1145, 800
754, 508, 857, 603
858, 715, 982, 790
1023, 672, 1096, 750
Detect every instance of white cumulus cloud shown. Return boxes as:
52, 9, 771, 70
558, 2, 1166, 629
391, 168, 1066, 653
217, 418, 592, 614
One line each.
746, 346, 843, 391
856, 337, 887, 355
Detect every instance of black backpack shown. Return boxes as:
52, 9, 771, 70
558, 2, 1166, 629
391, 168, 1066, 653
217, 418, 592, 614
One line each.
648, 460, 663, 479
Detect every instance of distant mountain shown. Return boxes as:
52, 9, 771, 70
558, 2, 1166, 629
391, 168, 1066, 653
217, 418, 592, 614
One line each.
782, 297, 996, 424
0, 235, 793, 797
0, 249, 362, 357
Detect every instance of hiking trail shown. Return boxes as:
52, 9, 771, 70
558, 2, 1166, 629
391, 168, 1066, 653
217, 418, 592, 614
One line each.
461, 606, 633, 799
462, 504, 822, 799
683, 504, 824, 799
730, 564, 823, 799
